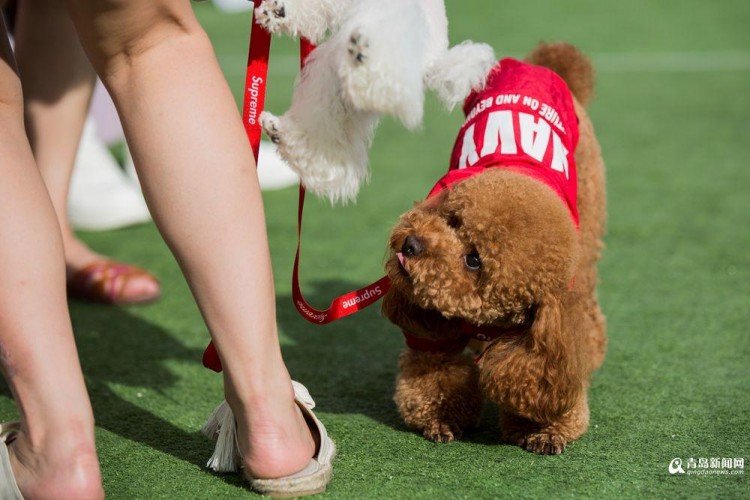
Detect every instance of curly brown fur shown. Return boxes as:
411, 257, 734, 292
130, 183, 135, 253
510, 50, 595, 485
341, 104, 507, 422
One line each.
384, 42, 606, 454
394, 349, 483, 443
528, 42, 595, 107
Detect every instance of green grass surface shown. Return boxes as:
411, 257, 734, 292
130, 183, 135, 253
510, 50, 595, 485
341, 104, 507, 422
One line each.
2, 0, 749, 498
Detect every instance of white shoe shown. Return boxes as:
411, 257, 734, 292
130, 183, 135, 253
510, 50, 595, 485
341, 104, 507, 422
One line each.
257, 140, 299, 191
248, 382, 336, 497
203, 381, 336, 497
68, 119, 152, 231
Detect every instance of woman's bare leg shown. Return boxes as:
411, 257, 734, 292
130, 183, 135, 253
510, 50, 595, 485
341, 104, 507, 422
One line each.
66, 0, 315, 479
0, 17, 103, 500
13, 0, 158, 300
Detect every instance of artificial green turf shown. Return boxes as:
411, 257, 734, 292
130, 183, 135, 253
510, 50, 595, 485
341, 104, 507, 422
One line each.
2, 0, 749, 498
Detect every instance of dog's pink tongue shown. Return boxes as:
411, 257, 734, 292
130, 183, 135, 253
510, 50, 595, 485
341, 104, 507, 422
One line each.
397, 252, 405, 266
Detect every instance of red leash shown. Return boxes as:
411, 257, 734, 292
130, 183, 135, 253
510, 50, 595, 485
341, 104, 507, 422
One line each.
291, 188, 391, 325
203, 4, 390, 372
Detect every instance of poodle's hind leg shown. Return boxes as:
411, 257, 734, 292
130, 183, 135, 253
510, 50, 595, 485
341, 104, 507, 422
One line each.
394, 349, 483, 443
337, 0, 427, 129
500, 394, 590, 455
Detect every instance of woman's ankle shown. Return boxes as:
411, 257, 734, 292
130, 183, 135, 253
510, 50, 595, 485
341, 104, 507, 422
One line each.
9, 426, 103, 500
220, 362, 316, 479
236, 402, 316, 480
221, 350, 294, 406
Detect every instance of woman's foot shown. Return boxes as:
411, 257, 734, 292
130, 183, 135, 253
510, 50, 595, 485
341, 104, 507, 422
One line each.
225, 369, 316, 480
8, 425, 104, 500
64, 236, 160, 305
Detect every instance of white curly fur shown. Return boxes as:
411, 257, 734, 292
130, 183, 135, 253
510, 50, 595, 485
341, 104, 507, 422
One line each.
259, 37, 379, 204
256, 0, 496, 204
426, 41, 498, 109
255, 0, 350, 44
337, 0, 428, 129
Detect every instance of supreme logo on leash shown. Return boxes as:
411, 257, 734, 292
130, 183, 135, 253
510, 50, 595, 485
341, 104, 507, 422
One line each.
342, 286, 384, 309
246, 75, 264, 126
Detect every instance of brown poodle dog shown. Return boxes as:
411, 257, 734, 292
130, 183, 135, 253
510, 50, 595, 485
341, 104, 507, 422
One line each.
382, 42, 606, 455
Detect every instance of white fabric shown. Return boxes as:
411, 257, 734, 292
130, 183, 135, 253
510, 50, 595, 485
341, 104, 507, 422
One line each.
0, 422, 24, 500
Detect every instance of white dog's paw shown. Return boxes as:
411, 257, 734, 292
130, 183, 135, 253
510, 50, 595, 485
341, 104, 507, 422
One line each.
260, 112, 282, 144
339, 28, 424, 128
337, 0, 427, 130
347, 30, 369, 65
255, 0, 338, 42
255, 0, 288, 33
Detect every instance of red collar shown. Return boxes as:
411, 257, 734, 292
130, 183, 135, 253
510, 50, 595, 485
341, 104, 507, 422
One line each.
402, 321, 525, 353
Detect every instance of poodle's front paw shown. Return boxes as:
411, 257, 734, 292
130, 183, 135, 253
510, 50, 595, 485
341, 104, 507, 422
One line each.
423, 420, 463, 443
255, 0, 287, 33
519, 432, 567, 455
260, 112, 282, 144
347, 30, 369, 65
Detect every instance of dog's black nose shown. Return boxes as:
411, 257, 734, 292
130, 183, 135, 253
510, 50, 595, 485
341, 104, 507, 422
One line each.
401, 235, 424, 257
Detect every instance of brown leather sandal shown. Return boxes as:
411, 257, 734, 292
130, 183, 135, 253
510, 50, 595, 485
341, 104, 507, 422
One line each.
67, 261, 161, 305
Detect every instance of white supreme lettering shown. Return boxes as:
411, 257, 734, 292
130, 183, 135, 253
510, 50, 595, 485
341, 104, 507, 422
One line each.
342, 286, 383, 309
296, 300, 327, 322
246, 76, 263, 125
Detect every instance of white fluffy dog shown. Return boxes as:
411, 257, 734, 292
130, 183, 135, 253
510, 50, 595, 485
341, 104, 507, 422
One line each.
255, 0, 496, 203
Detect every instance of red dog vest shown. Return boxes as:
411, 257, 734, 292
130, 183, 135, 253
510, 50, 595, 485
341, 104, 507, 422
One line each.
428, 58, 580, 226
403, 58, 580, 352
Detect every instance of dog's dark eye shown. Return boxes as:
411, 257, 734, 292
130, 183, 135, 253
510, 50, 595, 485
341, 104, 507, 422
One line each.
447, 213, 461, 229
464, 251, 481, 271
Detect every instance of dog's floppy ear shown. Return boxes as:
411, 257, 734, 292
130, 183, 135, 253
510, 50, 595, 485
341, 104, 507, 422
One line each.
419, 188, 448, 210
529, 293, 565, 360
527, 292, 582, 420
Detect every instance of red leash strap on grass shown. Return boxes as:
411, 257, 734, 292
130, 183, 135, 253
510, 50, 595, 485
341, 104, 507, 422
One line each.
202, 10, 390, 372
291, 38, 392, 324
291, 185, 392, 324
